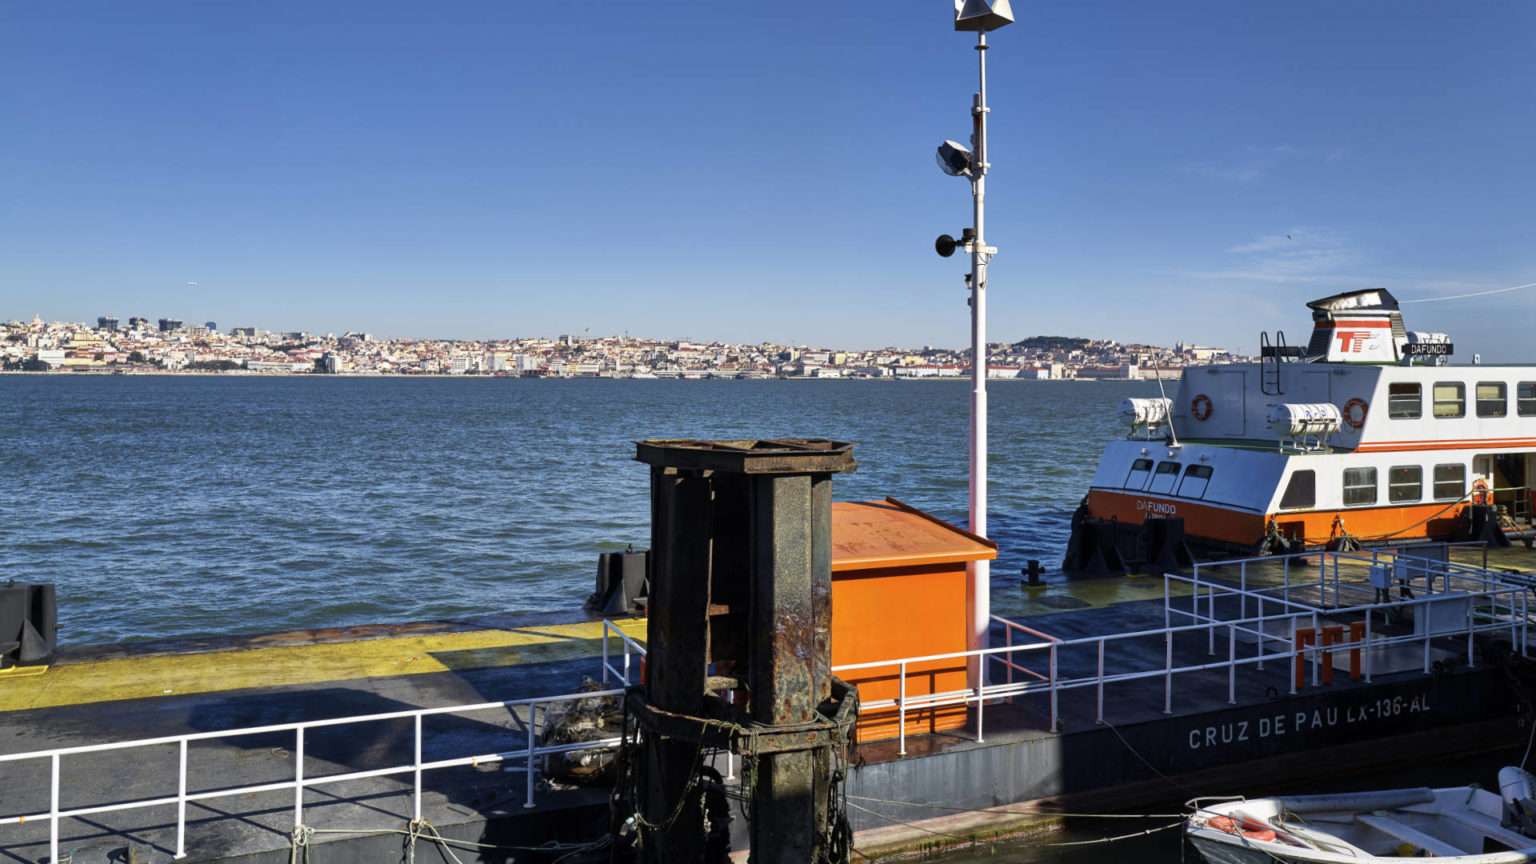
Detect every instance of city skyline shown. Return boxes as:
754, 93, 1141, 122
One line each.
4, 3, 1535, 360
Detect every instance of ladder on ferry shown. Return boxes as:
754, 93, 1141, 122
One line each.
1259, 330, 1302, 395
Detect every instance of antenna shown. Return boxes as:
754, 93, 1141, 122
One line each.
1154, 371, 1179, 448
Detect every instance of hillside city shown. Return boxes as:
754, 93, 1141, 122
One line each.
1, 314, 1243, 380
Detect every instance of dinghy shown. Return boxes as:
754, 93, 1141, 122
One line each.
1186, 768, 1536, 864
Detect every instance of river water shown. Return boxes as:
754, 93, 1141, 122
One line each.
0, 375, 1158, 644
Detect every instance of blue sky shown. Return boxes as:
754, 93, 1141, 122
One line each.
3, 2, 1535, 359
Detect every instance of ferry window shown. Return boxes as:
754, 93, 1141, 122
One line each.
1432, 382, 1465, 418
1387, 383, 1421, 419
1433, 463, 1465, 501
1177, 464, 1214, 498
1280, 470, 1315, 510
1148, 461, 1181, 494
1123, 458, 1154, 489
1388, 465, 1423, 503
1342, 467, 1378, 506
1519, 382, 1536, 417
1476, 382, 1507, 418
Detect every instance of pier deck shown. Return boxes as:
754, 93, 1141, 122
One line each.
2, 546, 1534, 863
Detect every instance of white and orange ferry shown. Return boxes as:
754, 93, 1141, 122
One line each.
1065, 289, 1535, 571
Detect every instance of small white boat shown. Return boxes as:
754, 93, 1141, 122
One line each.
1186, 768, 1536, 864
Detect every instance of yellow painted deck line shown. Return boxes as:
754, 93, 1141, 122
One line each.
0, 618, 648, 713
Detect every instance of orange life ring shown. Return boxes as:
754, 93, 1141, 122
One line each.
1343, 398, 1368, 429
1206, 815, 1277, 842
1472, 478, 1492, 506
1191, 394, 1213, 421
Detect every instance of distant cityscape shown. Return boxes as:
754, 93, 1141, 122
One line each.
1, 314, 1246, 380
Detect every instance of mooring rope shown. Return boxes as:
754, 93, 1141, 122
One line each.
845, 793, 1181, 819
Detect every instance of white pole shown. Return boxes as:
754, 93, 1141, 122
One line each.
967, 28, 992, 692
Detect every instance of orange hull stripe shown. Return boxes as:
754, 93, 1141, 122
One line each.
1355, 438, 1536, 453
1086, 491, 1265, 546
1088, 491, 1470, 546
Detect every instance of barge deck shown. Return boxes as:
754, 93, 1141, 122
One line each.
2, 545, 1535, 863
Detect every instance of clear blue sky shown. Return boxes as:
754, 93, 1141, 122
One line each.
4, 2, 1535, 359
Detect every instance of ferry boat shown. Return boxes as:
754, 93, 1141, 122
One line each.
1064, 289, 1536, 572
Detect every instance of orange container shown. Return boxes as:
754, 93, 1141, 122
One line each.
830, 499, 996, 742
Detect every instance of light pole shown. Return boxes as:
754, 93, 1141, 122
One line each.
935, 0, 1012, 692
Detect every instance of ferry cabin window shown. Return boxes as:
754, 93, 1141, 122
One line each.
1433, 463, 1465, 501
1148, 461, 1181, 494
1388, 465, 1423, 503
1387, 382, 1422, 419
1177, 464, 1214, 498
1280, 470, 1316, 510
1433, 382, 1465, 418
1123, 458, 1154, 489
1342, 467, 1378, 506
1476, 382, 1507, 418
1519, 382, 1536, 417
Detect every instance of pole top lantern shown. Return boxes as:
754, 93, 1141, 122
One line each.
953, 0, 1014, 32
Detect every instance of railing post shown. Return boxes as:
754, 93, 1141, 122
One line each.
1311, 611, 1321, 688
1467, 602, 1475, 668
1164, 631, 1173, 715
1256, 596, 1265, 670
1333, 555, 1340, 606
293, 727, 305, 828
977, 667, 986, 744
1364, 613, 1374, 682
1227, 623, 1237, 705
50, 752, 60, 864
1006, 625, 1014, 700
525, 700, 539, 808
1289, 615, 1300, 695
898, 661, 908, 756
176, 738, 188, 858
1049, 644, 1059, 732
1208, 583, 1216, 655
1423, 610, 1432, 674
602, 622, 611, 686
414, 713, 424, 822
1095, 639, 1105, 725
1240, 560, 1247, 619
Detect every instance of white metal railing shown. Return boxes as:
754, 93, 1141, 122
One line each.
602, 618, 646, 686
1185, 544, 1495, 617
13, 552, 1525, 861
0, 687, 625, 863
589, 559, 1532, 757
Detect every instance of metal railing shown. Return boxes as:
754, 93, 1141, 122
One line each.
590, 558, 1532, 756
601, 618, 646, 686
0, 687, 625, 863
7, 552, 1528, 861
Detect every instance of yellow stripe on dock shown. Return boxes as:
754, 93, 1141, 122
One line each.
0, 619, 648, 713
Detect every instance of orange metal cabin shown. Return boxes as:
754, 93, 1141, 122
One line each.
830, 498, 997, 742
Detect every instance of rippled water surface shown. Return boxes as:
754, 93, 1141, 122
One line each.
1, 375, 1159, 643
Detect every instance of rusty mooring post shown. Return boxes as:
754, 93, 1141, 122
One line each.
630, 438, 857, 864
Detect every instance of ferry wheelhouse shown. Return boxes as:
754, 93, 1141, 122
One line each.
1065, 289, 1536, 572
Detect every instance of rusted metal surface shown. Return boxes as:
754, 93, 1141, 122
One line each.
635, 438, 857, 475
634, 437, 855, 864
627, 679, 856, 756
640, 466, 713, 864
